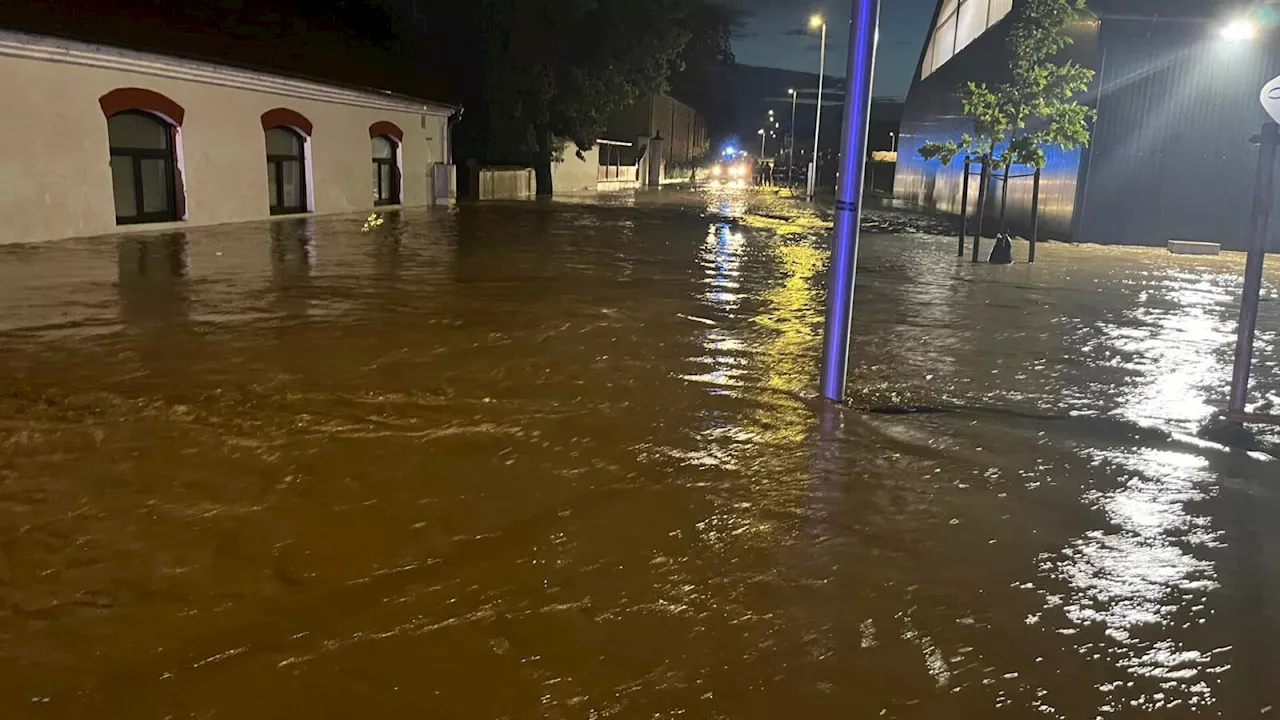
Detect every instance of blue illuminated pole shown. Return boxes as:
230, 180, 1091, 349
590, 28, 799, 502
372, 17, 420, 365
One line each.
819, 0, 880, 403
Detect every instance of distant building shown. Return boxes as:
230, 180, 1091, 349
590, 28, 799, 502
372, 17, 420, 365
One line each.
895, 0, 1279, 249
0, 5, 458, 245
607, 93, 711, 167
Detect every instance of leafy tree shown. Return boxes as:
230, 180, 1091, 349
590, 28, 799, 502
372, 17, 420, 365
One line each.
918, 0, 1095, 170
675, 0, 738, 68
475, 0, 736, 192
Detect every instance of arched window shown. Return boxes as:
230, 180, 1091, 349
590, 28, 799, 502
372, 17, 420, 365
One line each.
266, 127, 307, 214
372, 135, 400, 206
107, 111, 178, 224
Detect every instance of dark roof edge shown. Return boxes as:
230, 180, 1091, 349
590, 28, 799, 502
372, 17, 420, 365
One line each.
0, 26, 462, 114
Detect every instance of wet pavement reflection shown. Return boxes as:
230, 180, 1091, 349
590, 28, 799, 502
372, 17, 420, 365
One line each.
1, 187, 1278, 718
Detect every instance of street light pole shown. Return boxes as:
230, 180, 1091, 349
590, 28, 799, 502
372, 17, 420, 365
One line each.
889, 131, 897, 152
807, 15, 827, 200
819, 0, 880, 402
759, 129, 766, 156
788, 88, 799, 182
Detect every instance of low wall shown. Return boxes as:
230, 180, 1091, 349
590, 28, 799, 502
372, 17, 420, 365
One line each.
551, 144, 600, 193
471, 167, 537, 200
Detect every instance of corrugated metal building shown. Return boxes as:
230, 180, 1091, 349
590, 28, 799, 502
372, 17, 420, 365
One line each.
894, 0, 1280, 249
605, 93, 710, 166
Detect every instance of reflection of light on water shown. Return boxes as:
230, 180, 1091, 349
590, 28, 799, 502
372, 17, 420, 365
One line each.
704, 223, 744, 313
1039, 447, 1225, 712
702, 185, 749, 218
1105, 274, 1234, 433
753, 242, 824, 392
675, 219, 824, 558
684, 329, 750, 388
901, 615, 952, 689
681, 224, 747, 390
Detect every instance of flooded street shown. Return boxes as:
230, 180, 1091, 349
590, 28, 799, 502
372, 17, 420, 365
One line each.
2, 187, 1279, 718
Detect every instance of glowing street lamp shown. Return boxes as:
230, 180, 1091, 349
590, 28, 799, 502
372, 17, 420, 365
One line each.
758, 127, 766, 156
807, 13, 828, 199
1220, 16, 1258, 41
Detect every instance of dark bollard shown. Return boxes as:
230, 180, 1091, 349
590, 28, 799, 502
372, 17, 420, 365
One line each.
1029, 166, 1041, 263
972, 156, 990, 263
959, 157, 970, 257
988, 232, 1013, 264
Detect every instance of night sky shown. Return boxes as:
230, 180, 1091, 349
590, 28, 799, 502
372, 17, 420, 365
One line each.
725, 0, 938, 99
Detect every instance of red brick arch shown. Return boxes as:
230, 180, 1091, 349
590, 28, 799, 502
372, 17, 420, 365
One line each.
261, 107, 313, 136
98, 88, 185, 125
369, 121, 403, 142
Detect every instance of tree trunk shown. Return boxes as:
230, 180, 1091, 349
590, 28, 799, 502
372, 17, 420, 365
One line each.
972, 154, 991, 263
535, 128, 554, 197
998, 161, 1011, 231
1029, 166, 1041, 263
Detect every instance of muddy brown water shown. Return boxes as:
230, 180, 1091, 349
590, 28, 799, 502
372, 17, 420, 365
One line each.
1, 188, 1278, 718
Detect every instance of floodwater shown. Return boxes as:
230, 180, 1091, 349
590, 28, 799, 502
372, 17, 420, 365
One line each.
1, 187, 1279, 719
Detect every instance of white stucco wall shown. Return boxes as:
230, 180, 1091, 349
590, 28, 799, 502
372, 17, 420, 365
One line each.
0, 31, 454, 244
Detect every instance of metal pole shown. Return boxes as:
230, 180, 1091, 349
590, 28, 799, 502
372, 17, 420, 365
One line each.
808, 21, 827, 200
959, 157, 970, 257
1228, 121, 1279, 418
1029, 166, 1041, 263
972, 155, 989, 263
820, 0, 880, 402
790, 90, 798, 183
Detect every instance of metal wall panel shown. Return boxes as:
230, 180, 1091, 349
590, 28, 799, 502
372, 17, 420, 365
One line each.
1076, 19, 1280, 249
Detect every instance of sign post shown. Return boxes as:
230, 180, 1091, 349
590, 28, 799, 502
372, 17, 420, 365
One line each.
819, 0, 881, 402
1226, 120, 1275, 421
1224, 75, 1280, 421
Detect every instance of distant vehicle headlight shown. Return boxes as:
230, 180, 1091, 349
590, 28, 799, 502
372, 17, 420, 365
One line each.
711, 165, 723, 177
729, 165, 744, 178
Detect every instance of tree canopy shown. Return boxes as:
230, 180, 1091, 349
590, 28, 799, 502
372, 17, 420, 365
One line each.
473, 0, 736, 165
919, 0, 1095, 169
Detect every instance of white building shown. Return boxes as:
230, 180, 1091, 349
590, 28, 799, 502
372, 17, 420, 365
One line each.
0, 30, 458, 245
